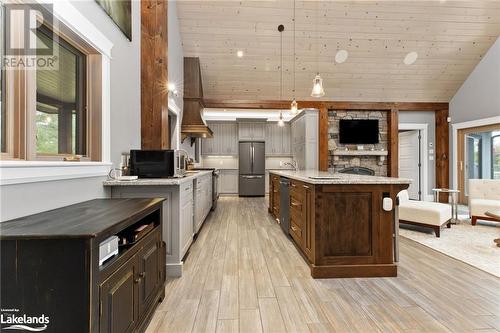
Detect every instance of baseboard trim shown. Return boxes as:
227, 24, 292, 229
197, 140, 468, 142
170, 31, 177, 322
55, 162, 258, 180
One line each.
310, 263, 397, 278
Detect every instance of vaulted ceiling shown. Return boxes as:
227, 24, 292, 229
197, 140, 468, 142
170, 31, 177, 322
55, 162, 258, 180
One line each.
177, 1, 500, 102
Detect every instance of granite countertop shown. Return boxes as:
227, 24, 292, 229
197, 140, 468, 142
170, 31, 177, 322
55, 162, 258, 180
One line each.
268, 170, 412, 185
103, 170, 213, 186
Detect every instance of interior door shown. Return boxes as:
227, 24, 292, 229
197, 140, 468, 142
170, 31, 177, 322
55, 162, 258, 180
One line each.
398, 130, 421, 200
239, 142, 252, 175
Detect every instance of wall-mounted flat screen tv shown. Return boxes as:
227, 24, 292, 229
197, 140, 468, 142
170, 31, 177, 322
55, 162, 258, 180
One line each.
339, 119, 379, 144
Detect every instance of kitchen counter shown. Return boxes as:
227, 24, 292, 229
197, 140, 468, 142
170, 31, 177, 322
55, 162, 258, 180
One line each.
268, 170, 410, 279
269, 170, 412, 185
103, 170, 213, 186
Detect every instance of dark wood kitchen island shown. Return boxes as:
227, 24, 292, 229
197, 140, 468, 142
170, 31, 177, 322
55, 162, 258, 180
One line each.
269, 170, 411, 278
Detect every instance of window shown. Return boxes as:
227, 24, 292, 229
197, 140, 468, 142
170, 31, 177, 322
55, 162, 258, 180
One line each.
36, 25, 87, 157
492, 134, 500, 179
1, 5, 102, 162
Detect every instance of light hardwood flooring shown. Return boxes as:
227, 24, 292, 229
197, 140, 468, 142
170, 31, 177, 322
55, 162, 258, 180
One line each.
147, 197, 500, 333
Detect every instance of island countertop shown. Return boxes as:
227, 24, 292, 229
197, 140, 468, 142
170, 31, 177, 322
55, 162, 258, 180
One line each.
103, 170, 213, 186
269, 170, 412, 185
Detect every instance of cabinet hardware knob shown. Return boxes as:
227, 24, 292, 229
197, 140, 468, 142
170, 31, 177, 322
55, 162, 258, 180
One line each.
291, 226, 297, 232
291, 201, 301, 207
303, 185, 310, 189
139, 272, 146, 278
134, 278, 142, 284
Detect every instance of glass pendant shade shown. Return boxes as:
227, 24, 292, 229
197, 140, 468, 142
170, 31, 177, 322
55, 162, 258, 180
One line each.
277, 111, 285, 127
310, 73, 325, 98
290, 99, 298, 115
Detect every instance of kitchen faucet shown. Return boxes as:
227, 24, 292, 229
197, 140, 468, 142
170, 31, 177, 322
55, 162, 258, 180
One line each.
283, 160, 299, 171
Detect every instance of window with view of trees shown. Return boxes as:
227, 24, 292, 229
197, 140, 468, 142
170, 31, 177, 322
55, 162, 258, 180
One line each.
36, 25, 86, 156
492, 134, 500, 179
1, 6, 102, 162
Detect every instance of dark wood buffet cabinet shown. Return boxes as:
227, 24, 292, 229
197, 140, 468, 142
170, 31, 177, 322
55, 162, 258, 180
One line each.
269, 173, 408, 278
0, 198, 166, 333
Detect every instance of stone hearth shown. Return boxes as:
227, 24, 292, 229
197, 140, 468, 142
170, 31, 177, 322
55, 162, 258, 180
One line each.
327, 110, 388, 176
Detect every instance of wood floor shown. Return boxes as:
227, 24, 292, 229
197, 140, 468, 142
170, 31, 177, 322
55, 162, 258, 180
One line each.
146, 197, 500, 333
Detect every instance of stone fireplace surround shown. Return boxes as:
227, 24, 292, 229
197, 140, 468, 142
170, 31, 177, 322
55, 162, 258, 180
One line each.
327, 110, 388, 176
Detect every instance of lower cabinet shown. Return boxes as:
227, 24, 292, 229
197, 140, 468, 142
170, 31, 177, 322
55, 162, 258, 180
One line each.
99, 228, 166, 333
99, 228, 164, 333
194, 174, 213, 233
219, 170, 238, 194
284, 178, 315, 262
269, 174, 280, 220
180, 182, 194, 259
99, 256, 138, 333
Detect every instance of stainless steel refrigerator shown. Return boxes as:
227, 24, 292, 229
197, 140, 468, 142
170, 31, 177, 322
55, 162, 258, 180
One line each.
239, 141, 265, 196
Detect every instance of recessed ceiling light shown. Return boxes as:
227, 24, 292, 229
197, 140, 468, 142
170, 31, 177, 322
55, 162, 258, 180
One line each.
404, 51, 418, 65
237, 50, 244, 58
335, 49, 349, 63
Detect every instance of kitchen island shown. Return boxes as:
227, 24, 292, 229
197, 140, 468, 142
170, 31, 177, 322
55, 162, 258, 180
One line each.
104, 170, 213, 277
269, 170, 411, 278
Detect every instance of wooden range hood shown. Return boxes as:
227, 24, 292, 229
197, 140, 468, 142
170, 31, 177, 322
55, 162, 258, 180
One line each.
181, 57, 213, 141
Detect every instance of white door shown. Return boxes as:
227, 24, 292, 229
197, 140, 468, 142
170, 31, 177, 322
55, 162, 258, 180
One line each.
399, 130, 421, 200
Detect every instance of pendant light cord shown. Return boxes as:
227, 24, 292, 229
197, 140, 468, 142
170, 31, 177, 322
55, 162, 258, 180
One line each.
293, 0, 296, 98
280, 25, 283, 100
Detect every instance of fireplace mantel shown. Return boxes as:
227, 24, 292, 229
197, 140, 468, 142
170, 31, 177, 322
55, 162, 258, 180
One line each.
332, 149, 388, 166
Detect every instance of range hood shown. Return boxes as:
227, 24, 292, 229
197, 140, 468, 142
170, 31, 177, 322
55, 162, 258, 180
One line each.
181, 57, 213, 141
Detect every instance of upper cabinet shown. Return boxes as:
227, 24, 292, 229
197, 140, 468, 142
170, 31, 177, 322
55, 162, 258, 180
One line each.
290, 109, 319, 170
238, 122, 266, 141
265, 123, 291, 156
202, 122, 238, 156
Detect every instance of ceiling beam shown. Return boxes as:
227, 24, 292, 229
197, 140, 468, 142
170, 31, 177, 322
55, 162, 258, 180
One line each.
204, 99, 449, 111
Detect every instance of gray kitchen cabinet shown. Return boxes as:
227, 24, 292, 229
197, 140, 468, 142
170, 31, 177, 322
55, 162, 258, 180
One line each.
238, 122, 266, 141
265, 123, 292, 156
219, 170, 238, 194
290, 109, 319, 170
202, 122, 238, 156
194, 173, 212, 233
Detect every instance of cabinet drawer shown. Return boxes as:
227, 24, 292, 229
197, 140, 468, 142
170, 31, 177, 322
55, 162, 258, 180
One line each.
290, 208, 303, 228
180, 181, 193, 204
271, 174, 280, 182
290, 196, 304, 214
289, 220, 303, 244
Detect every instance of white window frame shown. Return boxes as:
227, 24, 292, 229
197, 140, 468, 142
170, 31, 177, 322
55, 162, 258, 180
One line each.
0, 0, 113, 185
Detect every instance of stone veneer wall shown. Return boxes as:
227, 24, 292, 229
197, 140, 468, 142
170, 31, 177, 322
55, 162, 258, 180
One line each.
327, 110, 388, 176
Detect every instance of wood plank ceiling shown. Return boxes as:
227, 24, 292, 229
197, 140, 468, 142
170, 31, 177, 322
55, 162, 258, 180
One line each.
176, 1, 500, 102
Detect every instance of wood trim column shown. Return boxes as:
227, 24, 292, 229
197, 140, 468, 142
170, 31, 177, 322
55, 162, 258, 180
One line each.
319, 106, 329, 171
387, 109, 399, 177
435, 109, 450, 202
141, 0, 169, 149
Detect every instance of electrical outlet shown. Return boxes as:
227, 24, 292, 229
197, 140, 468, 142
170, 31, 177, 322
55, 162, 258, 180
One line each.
279, 161, 283, 167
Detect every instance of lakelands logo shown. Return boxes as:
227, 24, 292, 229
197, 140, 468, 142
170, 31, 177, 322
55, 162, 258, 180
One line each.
0, 309, 49, 332
3, 2, 59, 70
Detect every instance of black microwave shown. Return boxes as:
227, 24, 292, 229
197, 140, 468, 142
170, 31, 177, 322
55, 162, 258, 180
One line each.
129, 150, 175, 178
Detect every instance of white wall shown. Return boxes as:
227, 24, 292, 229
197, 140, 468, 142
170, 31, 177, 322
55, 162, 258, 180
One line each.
450, 37, 500, 124
0, 0, 142, 220
449, 37, 500, 186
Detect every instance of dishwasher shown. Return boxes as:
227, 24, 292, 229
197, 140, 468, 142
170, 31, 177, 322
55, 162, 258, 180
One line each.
279, 177, 290, 236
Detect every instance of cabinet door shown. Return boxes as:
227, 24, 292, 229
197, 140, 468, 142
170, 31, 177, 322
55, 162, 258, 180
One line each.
220, 170, 238, 194
303, 185, 314, 261
265, 123, 273, 155
180, 198, 193, 258
212, 123, 222, 155
281, 125, 291, 155
194, 186, 203, 233
100, 257, 138, 333
228, 123, 238, 154
238, 123, 252, 140
137, 230, 161, 315
252, 123, 266, 140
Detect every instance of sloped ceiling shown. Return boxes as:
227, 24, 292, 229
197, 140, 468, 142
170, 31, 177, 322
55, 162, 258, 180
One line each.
177, 0, 500, 102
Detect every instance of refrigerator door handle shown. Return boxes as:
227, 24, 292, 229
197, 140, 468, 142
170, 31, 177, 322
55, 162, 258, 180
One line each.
242, 175, 263, 179
251, 145, 255, 173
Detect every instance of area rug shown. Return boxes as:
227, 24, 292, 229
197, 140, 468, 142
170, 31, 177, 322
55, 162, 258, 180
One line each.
399, 214, 500, 277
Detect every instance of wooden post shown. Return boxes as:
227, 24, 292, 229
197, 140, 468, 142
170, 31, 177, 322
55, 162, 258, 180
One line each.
435, 109, 450, 202
387, 109, 399, 177
318, 105, 329, 171
141, 0, 169, 149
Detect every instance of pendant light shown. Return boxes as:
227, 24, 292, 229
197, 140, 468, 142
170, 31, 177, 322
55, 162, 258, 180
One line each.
290, 0, 298, 115
278, 24, 285, 127
310, 1, 325, 98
